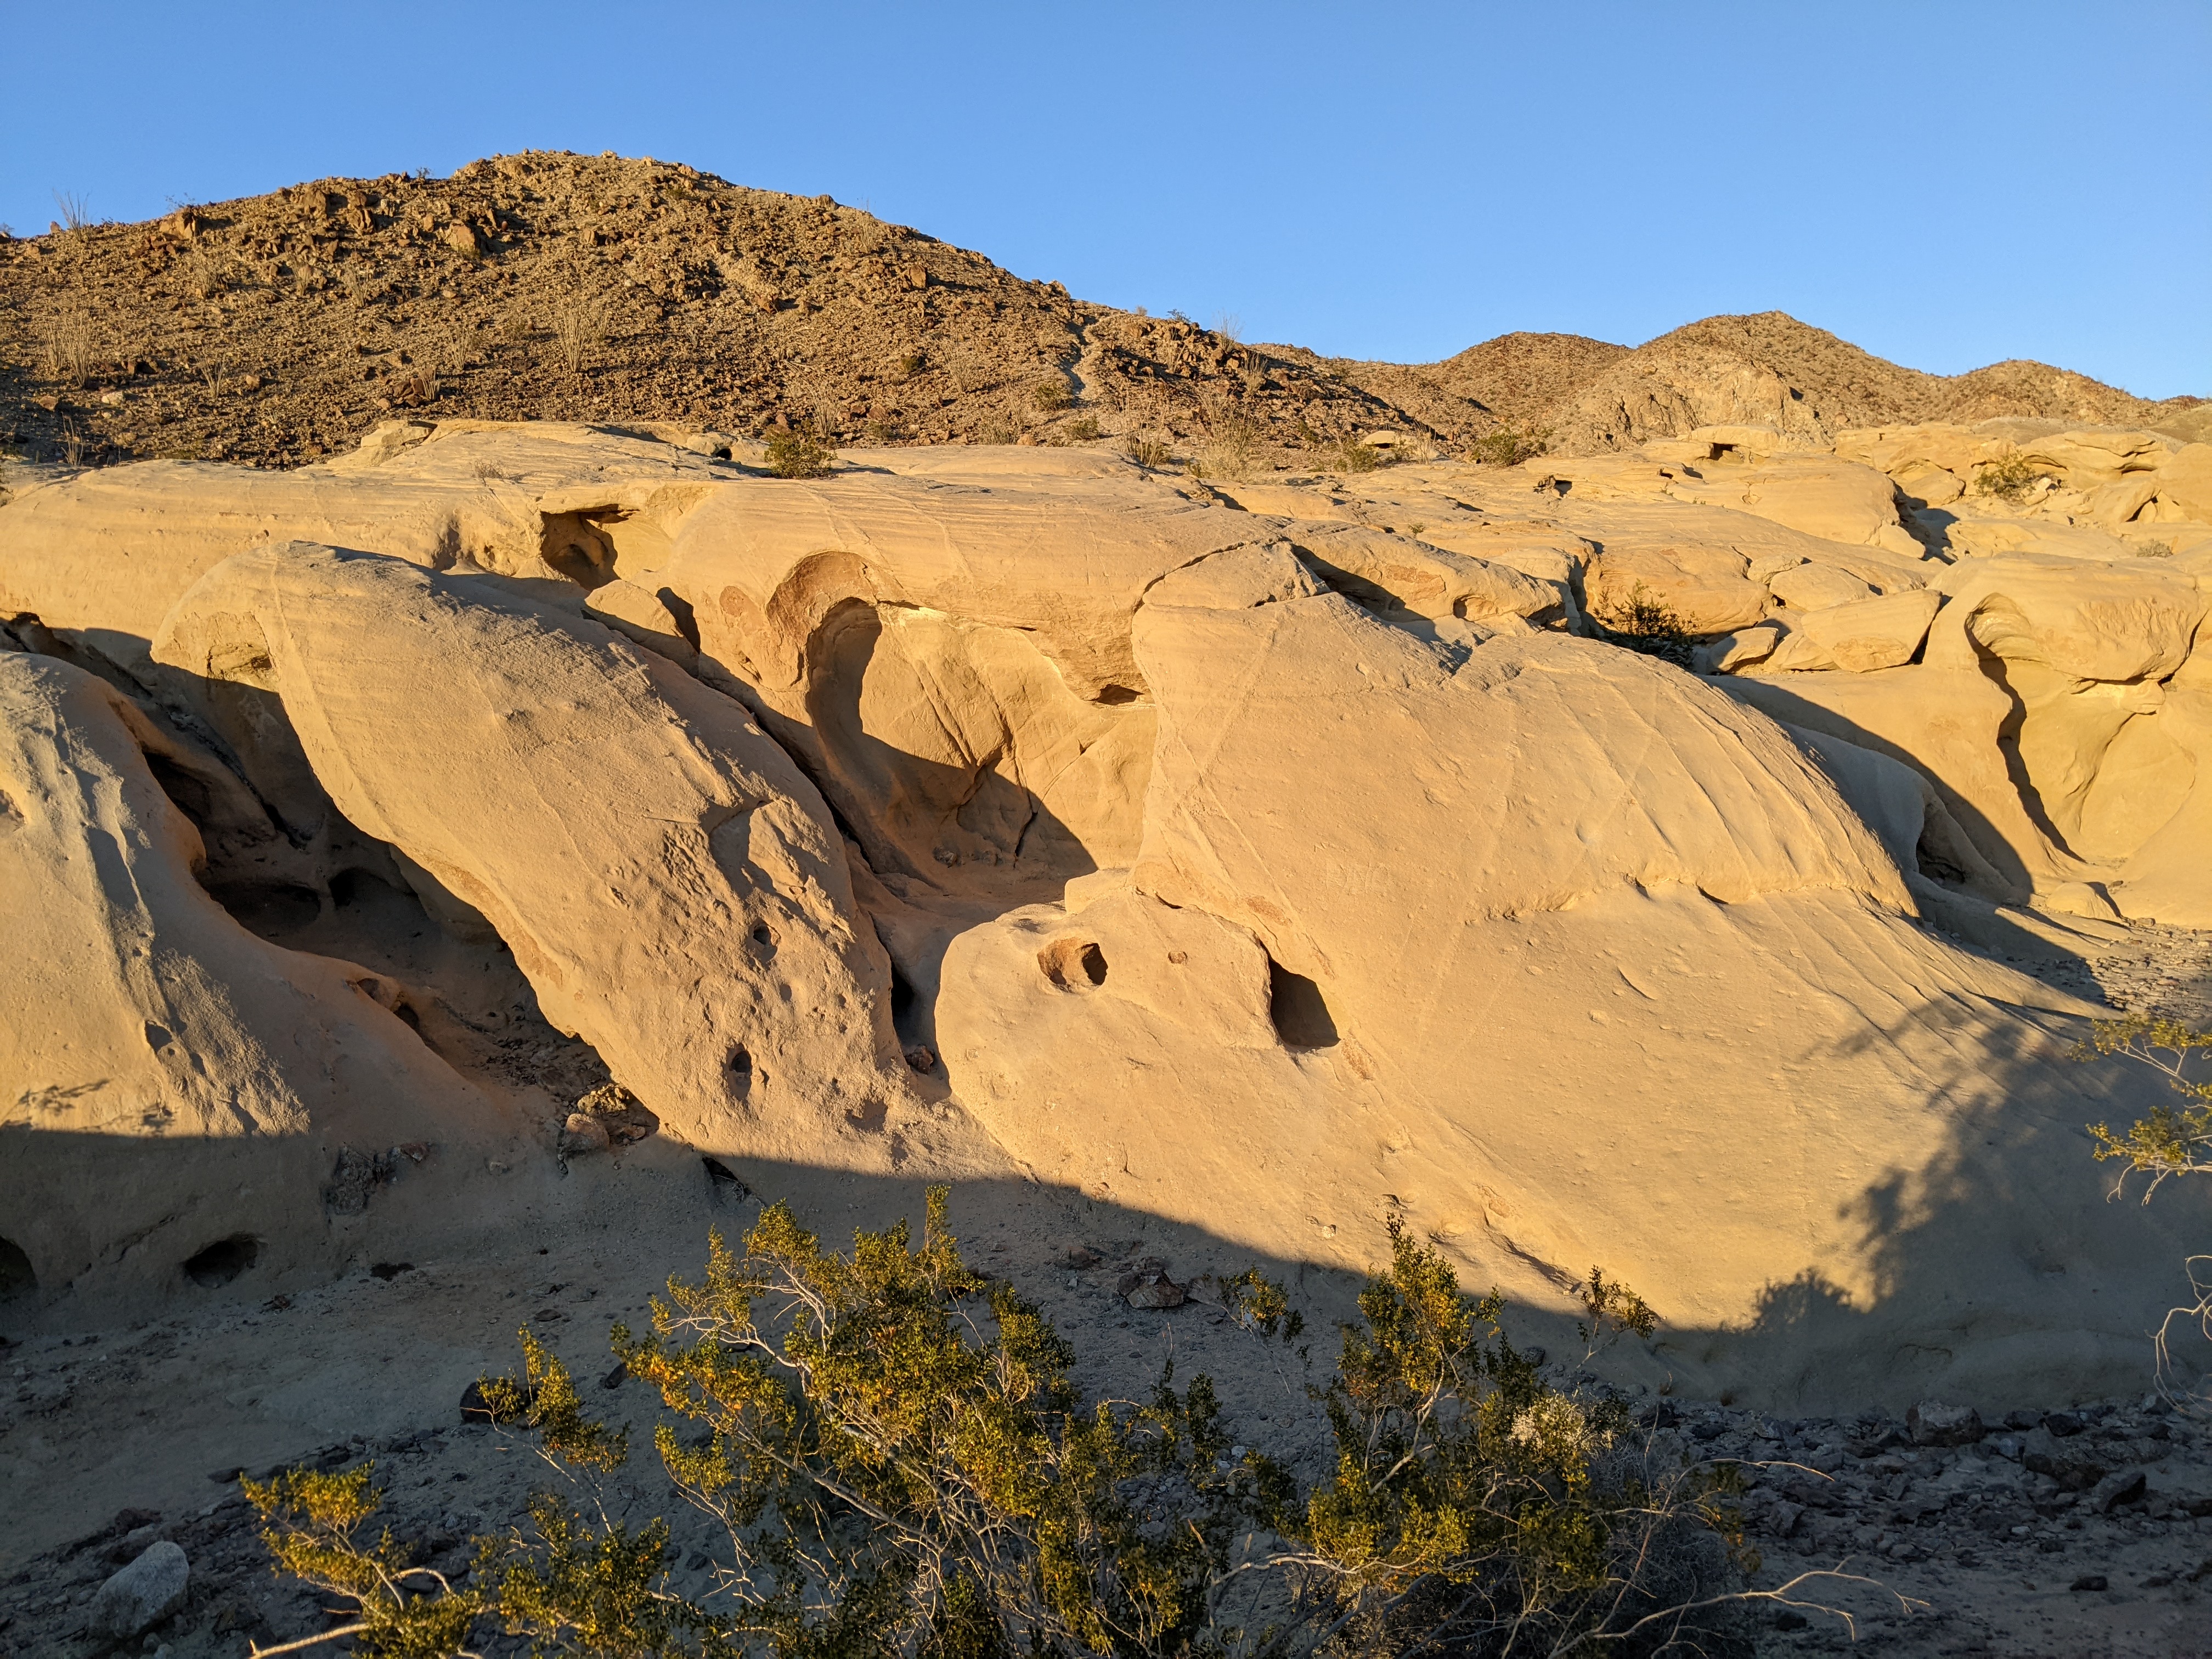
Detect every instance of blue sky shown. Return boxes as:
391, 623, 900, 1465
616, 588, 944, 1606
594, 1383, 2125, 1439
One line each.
7, 2, 2207, 397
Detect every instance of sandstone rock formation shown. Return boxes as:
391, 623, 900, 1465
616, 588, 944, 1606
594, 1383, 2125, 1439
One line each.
0, 650, 520, 1305
4, 415, 2208, 1414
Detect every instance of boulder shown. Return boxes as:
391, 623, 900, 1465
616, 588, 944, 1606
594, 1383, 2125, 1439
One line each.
1907, 1401, 1984, 1446
1584, 544, 1768, 634
1693, 623, 1784, 675
89, 1540, 188, 1641
1795, 589, 1942, 673
1768, 562, 1874, 612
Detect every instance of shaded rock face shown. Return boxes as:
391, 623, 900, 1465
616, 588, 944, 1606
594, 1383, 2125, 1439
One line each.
2, 422, 2209, 1414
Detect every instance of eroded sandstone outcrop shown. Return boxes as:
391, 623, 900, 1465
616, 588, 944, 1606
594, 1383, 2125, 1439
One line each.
3, 420, 2207, 1413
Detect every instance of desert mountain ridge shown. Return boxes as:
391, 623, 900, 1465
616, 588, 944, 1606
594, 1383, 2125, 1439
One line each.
5, 148, 2202, 471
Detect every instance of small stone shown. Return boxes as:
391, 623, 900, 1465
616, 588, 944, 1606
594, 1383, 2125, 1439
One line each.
1125, 1277, 1186, 1310
2088, 1468, 2147, 1514
89, 1541, 188, 1641
1061, 1245, 1101, 1269
2068, 1573, 2108, 1592
1908, 1401, 1984, 1447
902, 1044, 936, 1073
558, 1112, 611, 1155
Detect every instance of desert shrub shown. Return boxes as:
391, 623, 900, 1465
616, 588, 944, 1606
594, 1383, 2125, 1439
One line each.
975, 413, 1017, 446
1973, 451, 2052, 503
2136, 539, 2175, 558
1031, 376, 1072, 412
548, 285, 604, 377
1470, 422, 1551, 469
1597, 583, 1697, 669
1197, 413, 1260, 482
2074, 1015, 2212, 1412
2076, 1015, 2212, 1197
1124, 430, 1171, 469
37, 303, 94, 385
1064, 414, 1102, 442
765, 426, 837, 479
244, 1192, 1817, 1658
1336, 438, 1381, 473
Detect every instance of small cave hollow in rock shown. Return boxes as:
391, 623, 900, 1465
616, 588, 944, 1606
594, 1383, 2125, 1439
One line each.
183, 1233, 261, 1288
1268, 960, 1340, 1049
1038, 937, 1108, 990
0, 1237, 35, 1301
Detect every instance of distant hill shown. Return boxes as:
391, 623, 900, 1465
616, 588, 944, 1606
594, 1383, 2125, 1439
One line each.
2, 154, 2200, 470
1321, 312, 2206, 453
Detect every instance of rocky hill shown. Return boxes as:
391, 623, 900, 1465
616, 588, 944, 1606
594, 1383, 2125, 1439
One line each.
2, 153, 2203, 473
0, 150, 1411, 471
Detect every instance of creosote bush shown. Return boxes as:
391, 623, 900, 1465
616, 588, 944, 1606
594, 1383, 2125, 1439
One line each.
1335, 438, 1381, 473
765, 426, 837, 479
1032, 377, 1073, 412
244, 1190, 1831, 1657
1470, 423, 1551, 469
1598, 583, 1697, 669
2074, 1015, 2212, 1413
1972, 451, 2052, 503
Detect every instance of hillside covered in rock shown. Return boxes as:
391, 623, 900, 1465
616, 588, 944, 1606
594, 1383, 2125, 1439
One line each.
4, 151, 2201, 476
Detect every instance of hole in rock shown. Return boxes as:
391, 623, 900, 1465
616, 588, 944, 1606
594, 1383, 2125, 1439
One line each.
749, 922, 777, 953
1915, 829, 1974, 888
1037, 938, 1108, 990
0, 1238, 35, 1301
539, 510, 618, 589
143, 752, 214, 824
369, 1262, 414, 1280
728, 1046, 755, 1097
331, 867, 407, 911
889, 963, 917, 1024
183, 1234, 260, 1288
207, 881, 323, 939
1096, 684, 1142, 706
1268, 961, 1340, 1049
702, 1156, 749, 1198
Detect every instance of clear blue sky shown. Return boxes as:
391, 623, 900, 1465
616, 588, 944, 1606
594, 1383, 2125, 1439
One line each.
8, 2, 2208, 397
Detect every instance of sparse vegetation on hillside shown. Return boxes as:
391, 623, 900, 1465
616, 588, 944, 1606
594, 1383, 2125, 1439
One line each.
242, 1193, 1785, 1657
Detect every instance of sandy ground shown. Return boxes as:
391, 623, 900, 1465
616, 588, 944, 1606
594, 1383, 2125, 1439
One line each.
3, 918, 2208, 1656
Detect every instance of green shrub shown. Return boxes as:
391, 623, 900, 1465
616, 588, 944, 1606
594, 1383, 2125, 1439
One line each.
1337, 438, 1381, 473
1031, 377, 1071, 412
1064, 414, 1102, 442
246, 1193, 1783, 1657
1598, 582, 1697, 668
765, 426, 836, 479
2074, 1015, 2212, 1412
1470, 422, 1551, 468
1973, 451, 2052, 503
